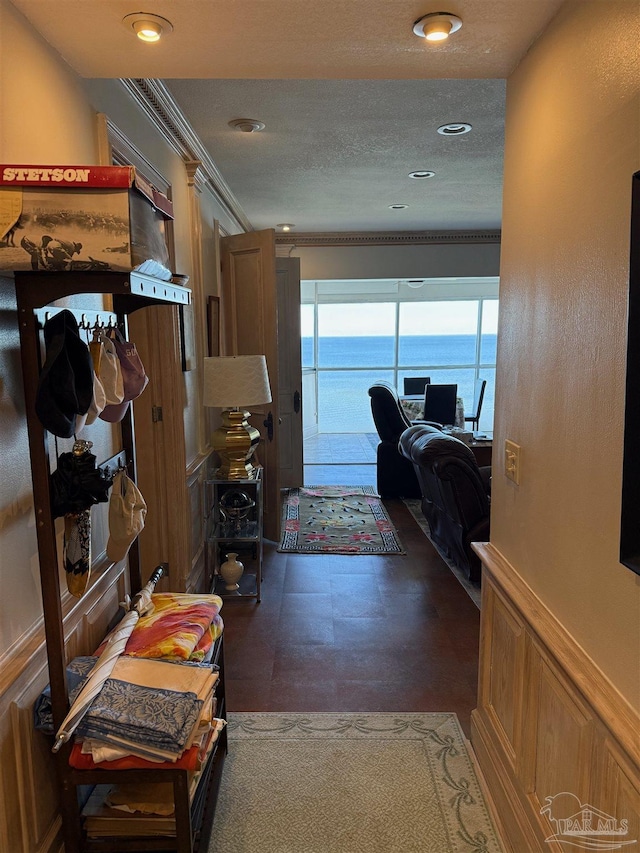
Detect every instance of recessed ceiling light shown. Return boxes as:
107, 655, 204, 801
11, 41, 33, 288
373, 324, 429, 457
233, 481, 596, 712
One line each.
437, 123, 472, 136
277, 223, 295, 231
413, 12, 463, 43
122, 13, 173, 42
409, 170, 436, 179
228, 119, 266, 133
389, 204, 409, 210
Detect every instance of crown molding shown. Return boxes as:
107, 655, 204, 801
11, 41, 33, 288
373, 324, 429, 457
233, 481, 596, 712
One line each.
275, 230, 502, 247
119, 78, 252, 233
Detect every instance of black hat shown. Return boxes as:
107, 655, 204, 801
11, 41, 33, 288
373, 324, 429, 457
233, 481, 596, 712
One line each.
35, 310, 93, 438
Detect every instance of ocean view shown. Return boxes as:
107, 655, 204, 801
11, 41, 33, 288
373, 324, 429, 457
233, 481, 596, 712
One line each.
302, 334, 496, 433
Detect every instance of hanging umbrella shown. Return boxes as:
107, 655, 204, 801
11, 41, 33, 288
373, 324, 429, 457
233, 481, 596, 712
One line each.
52, 564, 164, 753
51, 440, 113, 518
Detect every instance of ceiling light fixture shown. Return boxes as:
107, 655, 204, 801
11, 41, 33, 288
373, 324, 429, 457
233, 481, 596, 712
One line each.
277, 223, 295, 231
228, 119, 266, 133
389, 204, 409, 210
407, 280, 426, 289
413, 12, 463, 43
437, 122, 472, 136
122, 13, 173, 42
409, 170, 436, 179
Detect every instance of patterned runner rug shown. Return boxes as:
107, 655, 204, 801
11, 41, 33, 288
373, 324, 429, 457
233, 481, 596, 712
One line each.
278, 486, 405, 554
209, 713, 504, 853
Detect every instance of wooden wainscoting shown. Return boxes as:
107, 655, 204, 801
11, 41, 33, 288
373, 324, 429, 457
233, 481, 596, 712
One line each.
472, 543, 640, 853
0, 560, 125, 853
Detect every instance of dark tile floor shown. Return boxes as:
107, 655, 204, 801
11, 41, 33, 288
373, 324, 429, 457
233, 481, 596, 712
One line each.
221, 493, 481, 738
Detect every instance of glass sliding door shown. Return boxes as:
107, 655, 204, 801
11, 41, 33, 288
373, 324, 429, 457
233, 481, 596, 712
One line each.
301, 286, 499, 435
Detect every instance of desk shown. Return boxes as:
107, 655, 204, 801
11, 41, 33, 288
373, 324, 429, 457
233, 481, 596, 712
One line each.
468, 441, 492, 467
400, 395, 465, 429
443, 429, 493, 466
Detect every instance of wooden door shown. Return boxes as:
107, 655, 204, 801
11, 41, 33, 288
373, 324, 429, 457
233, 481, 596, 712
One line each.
276, 257, 303, 488
220, 229, 280, 540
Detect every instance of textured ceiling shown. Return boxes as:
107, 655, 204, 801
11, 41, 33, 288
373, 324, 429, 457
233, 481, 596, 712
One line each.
165, 78, 506, 232
10, 0, 567, 233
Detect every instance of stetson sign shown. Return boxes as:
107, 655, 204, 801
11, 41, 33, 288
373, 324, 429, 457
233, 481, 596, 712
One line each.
0, 164, 174, 277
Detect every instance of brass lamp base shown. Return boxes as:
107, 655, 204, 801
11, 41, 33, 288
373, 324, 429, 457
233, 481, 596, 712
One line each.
212, 408, 260, 479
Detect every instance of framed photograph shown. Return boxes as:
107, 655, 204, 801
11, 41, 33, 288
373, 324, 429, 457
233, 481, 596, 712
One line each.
179, 304, 196, 371
208, 296, 220, 357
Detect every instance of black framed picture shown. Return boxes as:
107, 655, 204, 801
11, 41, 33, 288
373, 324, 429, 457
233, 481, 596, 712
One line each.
208, 295, 220, 357
620, 170, 640, 574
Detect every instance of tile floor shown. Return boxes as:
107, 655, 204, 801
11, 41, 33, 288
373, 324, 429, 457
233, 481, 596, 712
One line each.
222, 490, 481, 738
303, 432, 377, 488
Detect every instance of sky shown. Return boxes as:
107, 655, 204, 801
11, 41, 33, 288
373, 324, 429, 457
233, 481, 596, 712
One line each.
301, 300, 499, 337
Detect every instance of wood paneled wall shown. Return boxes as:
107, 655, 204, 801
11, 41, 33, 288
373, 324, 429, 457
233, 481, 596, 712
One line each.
0, 560, 125, 853
472, 543, 640, 853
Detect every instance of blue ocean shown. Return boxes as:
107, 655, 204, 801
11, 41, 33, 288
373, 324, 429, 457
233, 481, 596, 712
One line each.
302, 334, 496, 432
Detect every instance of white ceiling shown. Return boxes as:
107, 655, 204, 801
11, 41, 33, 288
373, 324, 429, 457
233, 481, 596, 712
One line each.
11, 0, 567, 234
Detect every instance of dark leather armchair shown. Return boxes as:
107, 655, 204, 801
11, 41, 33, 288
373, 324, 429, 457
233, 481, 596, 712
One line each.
368, 382, 422, 498
399, 424, 491, 582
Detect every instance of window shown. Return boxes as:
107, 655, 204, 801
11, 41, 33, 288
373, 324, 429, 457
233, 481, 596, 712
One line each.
302, 281, 499, 433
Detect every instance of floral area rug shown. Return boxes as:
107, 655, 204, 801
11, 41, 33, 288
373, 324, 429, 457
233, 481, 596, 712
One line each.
278, 486, 405, 554
208, 713, 505, 853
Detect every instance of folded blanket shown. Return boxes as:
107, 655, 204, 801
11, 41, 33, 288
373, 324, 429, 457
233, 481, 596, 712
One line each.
69, 741, 202, 771
34, 655, 218, 735
69, 720, 226, 771
77, 658, 217, 762
95, 593, 223, 661
34, 656, 97, 734
76, 679, 202, 756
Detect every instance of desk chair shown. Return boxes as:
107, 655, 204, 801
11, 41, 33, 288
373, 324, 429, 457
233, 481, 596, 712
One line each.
423, 383, 458, 427
403, 376, 431, 396
464, 379, 487, 431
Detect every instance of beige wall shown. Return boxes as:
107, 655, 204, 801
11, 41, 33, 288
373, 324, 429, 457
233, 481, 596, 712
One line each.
494, 0, 640, 707
0, 6, 226, 846
0, 0, 221, 648
293, 242, 500, 281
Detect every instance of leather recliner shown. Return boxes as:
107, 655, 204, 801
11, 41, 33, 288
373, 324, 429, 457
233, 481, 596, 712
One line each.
368, 381, 422, 498
399, 423, 491, 582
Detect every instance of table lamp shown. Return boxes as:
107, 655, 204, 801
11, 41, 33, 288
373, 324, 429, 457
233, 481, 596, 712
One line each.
203, 355, 272, 479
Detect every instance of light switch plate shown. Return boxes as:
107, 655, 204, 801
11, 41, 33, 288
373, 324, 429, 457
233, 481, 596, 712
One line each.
505, 440, 521, 484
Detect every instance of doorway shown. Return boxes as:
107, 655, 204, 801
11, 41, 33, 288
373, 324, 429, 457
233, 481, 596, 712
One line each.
301, 278, 499, 487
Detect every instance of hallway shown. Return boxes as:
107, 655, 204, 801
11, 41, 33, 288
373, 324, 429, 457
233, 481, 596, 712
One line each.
221, 498, 481, 738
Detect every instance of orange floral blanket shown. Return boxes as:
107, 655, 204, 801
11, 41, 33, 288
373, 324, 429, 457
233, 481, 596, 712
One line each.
96, 593, 223, 661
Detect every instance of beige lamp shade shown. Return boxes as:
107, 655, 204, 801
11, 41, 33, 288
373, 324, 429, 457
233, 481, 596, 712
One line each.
203, 355, 272, 409
203, 355, 272, 479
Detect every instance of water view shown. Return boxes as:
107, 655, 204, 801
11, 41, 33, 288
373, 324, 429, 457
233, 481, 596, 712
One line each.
303, 334, 497, 433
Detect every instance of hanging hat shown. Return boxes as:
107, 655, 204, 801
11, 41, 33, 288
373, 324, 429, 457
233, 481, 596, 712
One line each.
35, 310, 93, 438
97, 333, 125, 406
100, 331, 149, 423
106, 470, 147, 562
85, 371, 107, 426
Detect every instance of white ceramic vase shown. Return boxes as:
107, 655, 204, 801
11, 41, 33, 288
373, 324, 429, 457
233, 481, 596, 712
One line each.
220, 552, 244, 591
